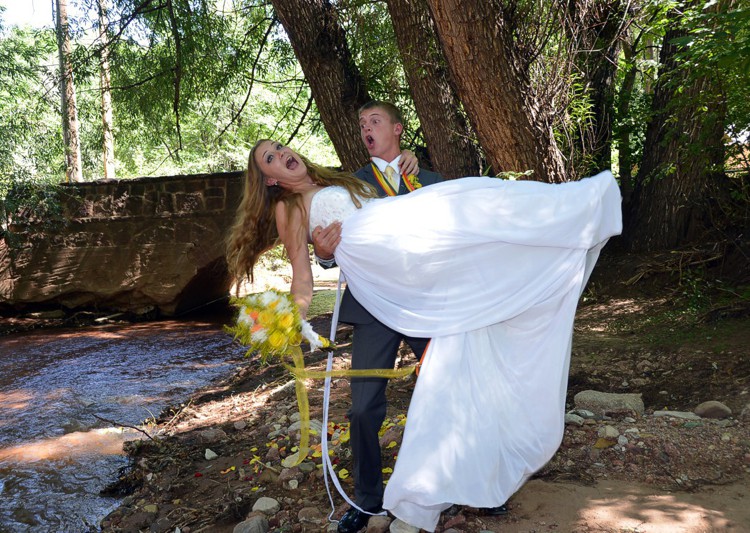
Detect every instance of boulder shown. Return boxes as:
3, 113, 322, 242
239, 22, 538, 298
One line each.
573, 390, 645, 417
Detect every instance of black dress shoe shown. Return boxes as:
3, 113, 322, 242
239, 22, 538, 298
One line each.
482, 503, 509, 516
337, 507, 372, 533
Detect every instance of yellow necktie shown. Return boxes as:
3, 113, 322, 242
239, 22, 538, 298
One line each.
385, 166, 399, 191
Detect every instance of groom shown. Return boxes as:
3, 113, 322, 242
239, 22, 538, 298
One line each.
312, 100, 442, 533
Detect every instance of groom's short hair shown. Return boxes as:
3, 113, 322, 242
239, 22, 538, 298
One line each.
359, 100, 403, 126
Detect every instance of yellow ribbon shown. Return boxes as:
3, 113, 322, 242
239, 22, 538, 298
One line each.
282, 350, 416, 465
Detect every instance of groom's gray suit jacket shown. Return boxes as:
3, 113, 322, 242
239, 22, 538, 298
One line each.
338, 164, 443, 325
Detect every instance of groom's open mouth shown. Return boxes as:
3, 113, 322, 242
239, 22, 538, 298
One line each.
365, 135, 375, 149
286, 156, 298, 170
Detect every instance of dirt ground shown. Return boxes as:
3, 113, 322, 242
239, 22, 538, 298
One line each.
90, 249, 750, 532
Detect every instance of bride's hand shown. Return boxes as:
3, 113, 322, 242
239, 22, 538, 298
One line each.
312, 222, 342, 259
399, 150, 420, 176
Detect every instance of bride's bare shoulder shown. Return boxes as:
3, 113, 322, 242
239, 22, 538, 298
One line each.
303, 186, 326, 209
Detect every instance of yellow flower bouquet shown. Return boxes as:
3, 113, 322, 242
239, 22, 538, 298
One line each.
225, 289, 333, 361
226, 289, 413, 466
225, 289, 335, 465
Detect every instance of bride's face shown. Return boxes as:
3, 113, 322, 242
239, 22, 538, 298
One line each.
254, 140, 308, 188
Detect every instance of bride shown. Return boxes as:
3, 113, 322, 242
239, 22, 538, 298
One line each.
226, 139, 622, 531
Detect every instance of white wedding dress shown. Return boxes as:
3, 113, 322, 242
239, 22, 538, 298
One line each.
309, 172, 622, 531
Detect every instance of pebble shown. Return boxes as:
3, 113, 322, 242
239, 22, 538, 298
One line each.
198, 428, 227, 443
694, 400, 732, 419
653, 410, 701, 420
297, 506, 323, 524
367, 515, 391, 532
598, 425, 620, 439
565, 413, 584, 426
252, 496, 281, 515
204, 448, 218, 460
233, 516, 269, 533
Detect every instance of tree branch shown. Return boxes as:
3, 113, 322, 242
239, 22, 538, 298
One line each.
214, 16, 277, 142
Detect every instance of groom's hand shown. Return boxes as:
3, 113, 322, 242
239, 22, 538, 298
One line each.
399, 149, 420, 176
312, 222, 342, 261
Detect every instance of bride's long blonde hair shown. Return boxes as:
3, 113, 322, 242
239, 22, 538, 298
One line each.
225, 139, 377, 285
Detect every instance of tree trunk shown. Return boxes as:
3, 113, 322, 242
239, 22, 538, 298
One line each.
98, 0, 115, 180
616, 40, 637, 204
270, 0, 370, 172
567, 0, 626, 173
386, 0, 480, 178
624, 8, 727, 251
426, 0, 566, 182
55, 0, 83, 183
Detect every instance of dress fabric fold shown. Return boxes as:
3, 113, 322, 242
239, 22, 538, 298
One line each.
309, 172, 622, 531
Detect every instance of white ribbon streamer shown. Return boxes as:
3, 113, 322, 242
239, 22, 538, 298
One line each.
321, 272, 387, 524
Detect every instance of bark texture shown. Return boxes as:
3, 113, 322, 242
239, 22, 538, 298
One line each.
99, 0, 115, 180
426, 0, 566, 182
386, 0, 480, 178
625, 8, 727, 251
271, 0, 370, 171
55, 0, 83, 182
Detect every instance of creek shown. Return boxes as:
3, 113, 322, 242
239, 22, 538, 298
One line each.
0, 318, 243, 532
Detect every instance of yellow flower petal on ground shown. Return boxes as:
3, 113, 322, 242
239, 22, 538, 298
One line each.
338, 469, 350, 479
386, 441, 397, 449
382, 467, 393, 474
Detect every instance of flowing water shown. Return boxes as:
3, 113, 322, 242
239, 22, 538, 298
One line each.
0, 319, 244, 532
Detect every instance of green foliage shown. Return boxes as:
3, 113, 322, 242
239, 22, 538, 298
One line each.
671, 2, 750, 173
0, 26, 62, 193
1, 180, 72, 246
553, 76, 597, 176
338, 0, 424, 150
0, 0, 341, 187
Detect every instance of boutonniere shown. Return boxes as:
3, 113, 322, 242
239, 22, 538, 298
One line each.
405, 174, 422, 189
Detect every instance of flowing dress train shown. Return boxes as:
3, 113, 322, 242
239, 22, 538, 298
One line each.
309, 172, 622, 531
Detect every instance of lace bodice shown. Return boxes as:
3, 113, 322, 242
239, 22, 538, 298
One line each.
309, 186, 371, 236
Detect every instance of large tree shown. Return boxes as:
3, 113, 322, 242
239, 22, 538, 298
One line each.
386, 0, 480, 178
98, 0, 115, 180
426, 0, 568, 182
625, 3, 728, 251
270, 0, 370, 171
564, 0, 629, 174
55, 0, 83, 182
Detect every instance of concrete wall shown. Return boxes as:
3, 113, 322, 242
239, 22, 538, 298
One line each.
0, 171, 244, 316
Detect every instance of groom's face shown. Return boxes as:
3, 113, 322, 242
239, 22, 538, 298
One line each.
359, 107, 403, 160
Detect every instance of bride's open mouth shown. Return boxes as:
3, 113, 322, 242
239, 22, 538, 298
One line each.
286, 156, 298, 170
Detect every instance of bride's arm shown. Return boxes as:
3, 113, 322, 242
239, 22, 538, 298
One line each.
275, 201, 314, 319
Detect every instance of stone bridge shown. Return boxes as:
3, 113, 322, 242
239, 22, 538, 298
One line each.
0, 171, 244, 317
